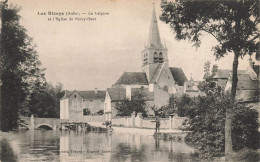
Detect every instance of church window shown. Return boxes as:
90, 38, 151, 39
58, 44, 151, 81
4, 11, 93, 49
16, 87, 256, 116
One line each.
154, 52, 158, 63
154, 52, 158, 57
159, 52, 164, 63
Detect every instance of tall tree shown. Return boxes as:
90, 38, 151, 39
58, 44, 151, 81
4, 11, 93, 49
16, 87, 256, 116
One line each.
160, 0, 259, 159
0, 4, 46, 131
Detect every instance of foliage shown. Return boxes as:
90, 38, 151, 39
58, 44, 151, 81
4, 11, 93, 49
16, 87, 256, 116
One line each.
160, 0, 259, 156
177, 89, 259, 159
233, 148, 260, 162
29, 82, 64, 118
115, 92, 147, 117
0, 139, 17, 162
0, 4, 46, 131
174, 94, 193, 117
160, 0, 259, 59
203, 61, 211, 81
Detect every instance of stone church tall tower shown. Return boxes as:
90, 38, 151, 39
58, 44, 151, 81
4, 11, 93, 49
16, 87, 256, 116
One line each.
141, 5, 168, 82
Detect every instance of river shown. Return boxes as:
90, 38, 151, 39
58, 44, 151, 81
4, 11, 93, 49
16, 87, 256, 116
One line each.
4, 129, 197, 162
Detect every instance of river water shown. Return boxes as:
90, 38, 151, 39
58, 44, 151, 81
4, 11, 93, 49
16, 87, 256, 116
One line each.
6, 130, 197, 162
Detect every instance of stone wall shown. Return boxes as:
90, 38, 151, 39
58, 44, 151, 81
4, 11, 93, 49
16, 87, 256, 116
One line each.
82, 115, 105, 122
112, 113, 187, 129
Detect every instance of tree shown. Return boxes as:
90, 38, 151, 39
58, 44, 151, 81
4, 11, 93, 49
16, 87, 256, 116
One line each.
29, 82, 64, 118
203, 61, 211, 81
175, 82, 259, 159
115, 92, 147, 117
160, 0, 259, 159
0, 4, 46, 131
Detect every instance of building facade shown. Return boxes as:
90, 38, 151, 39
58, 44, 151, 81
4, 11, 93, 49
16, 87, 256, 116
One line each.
60, 89, 106, 120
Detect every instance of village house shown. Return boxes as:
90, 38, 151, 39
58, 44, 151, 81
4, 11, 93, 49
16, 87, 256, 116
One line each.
104, 6, 187, 121
183, 74, 204, 97
212, 58, 260, 122
60, 88, 106, 120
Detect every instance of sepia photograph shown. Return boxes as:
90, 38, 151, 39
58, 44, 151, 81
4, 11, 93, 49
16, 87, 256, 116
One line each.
0, 0, 259, 161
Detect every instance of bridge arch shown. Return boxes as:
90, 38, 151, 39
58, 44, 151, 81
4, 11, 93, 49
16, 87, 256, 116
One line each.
19, 123, 30, 130
35, 124, 53, 130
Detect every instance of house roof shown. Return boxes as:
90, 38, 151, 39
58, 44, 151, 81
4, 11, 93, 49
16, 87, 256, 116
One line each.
169, 67, 188, 86
237, 74, 260, 90
61, 90, 106, 100
213, 69, 230, 79
213, 69, 246, 79
114, 72, 148, 85
107, 88, 126, 101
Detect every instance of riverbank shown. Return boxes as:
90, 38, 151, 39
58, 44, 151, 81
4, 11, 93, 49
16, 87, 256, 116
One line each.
112, 126, 185, 135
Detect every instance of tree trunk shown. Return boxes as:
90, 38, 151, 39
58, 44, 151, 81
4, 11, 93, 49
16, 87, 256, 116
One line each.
225, 52, 239, 161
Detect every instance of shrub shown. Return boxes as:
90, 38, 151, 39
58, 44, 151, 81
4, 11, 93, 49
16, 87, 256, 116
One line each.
177, 93, 259, 159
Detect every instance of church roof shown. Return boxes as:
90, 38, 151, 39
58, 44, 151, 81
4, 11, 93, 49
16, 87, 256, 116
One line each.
107, 87, 154, 101
114, 72, 148, 85
146, 5, 164, 49
169, 67, 188, 86
61, 90, 106, 100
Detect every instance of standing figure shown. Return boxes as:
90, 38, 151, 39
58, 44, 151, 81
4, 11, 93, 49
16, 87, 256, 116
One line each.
155, 117, 160, 133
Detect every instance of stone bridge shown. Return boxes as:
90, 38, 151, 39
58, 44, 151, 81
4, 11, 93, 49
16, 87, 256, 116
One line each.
20, 116, 69, 130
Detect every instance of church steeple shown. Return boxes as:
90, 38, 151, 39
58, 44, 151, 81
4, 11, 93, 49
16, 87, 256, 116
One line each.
146, 4, 163, 49
141, 4, 168, 82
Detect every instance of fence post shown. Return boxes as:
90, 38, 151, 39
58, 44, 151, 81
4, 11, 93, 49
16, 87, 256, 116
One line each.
131, 112, 135, 127
136, 113, 142, 128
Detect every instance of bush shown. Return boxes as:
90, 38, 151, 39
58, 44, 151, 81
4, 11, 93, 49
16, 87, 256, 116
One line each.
233, 148, 260, 162
177, 93, 259, 159
115, 92, 147, 117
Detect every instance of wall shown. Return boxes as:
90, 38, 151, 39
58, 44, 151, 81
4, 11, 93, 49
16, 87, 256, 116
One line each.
157, 62, 176, 94
112, 114, 187, 129
82, 115, 105, 122
153, 84, 170, 108
60, 99, 69, 119
83, 99, 104, 114
68, 92, 84, 120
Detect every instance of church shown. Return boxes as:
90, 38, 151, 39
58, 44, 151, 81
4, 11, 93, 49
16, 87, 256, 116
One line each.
104, 6, 187, 121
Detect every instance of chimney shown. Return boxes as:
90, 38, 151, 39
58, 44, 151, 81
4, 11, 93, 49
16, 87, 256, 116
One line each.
95, 88, 98, 94
190, 73, 193, 81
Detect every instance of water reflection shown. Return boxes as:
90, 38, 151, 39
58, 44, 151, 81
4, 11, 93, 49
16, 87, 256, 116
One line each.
11, 130, 196, 162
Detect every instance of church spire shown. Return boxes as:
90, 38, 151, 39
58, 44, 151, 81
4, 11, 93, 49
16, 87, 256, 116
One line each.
147, 4, 163, 49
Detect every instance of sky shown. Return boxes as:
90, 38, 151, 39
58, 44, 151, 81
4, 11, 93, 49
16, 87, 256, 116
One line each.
8, 0, 258, 91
